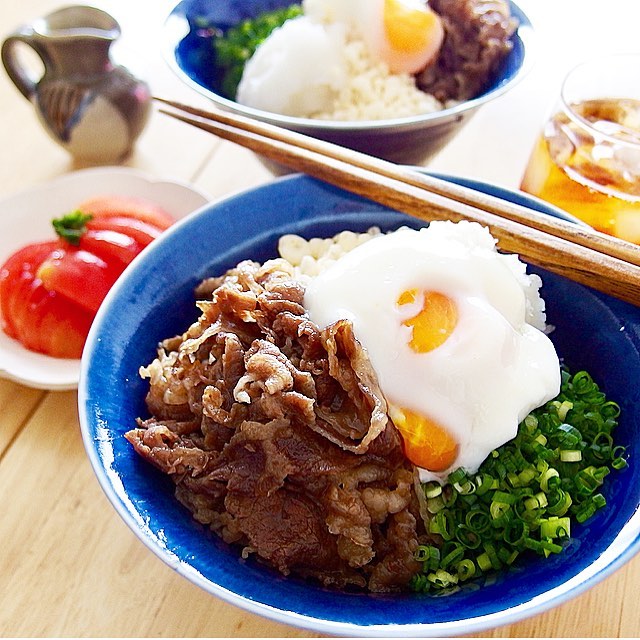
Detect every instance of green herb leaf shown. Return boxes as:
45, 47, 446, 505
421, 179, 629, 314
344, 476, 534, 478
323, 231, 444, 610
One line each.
52, 210, 93, 245
212, 4, 303, 99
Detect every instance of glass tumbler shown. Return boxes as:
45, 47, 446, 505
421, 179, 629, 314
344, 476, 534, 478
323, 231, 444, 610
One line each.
521, 54, 640, 243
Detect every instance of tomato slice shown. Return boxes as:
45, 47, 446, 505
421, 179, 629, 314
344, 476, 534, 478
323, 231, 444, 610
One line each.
37, 248, 122, 314
78, 195, 175, 230
1, 242, 93, 358
1, 194, 173, 359
0, 241, 58, 337
6, 275, 49, 344
79, 229, 144, 267
32, 290, 93, 358
12, 284, 92, 358
12, 284, 50, 354
86, 215, 163, 246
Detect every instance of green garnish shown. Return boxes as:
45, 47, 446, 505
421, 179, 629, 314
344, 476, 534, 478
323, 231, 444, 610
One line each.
213, 4, 303, 99
52, 210, 93, 246
411, 368, 627, 593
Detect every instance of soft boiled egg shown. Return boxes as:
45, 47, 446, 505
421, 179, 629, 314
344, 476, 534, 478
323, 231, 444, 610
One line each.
304, 222, 561, 482
303, 0, 445, 74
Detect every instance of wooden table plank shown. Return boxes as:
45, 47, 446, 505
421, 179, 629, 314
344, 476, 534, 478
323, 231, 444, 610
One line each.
618, 554, 640, 637
1, 0, 639, 636
194, 141, 275, 200
0, 380, 44, 458
478, 564, 631, 638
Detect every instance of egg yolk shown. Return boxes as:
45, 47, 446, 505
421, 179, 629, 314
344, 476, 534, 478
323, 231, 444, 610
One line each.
391, 289, 459, 471
390, 406, 459, 472
398, 289, 457, 353
383, 0, 443, 54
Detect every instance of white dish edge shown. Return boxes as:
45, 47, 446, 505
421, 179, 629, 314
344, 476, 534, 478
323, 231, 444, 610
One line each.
0, 166, 210, 390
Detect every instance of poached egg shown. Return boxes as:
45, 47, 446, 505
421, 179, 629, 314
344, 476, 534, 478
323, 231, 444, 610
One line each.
304, 222, 561, 482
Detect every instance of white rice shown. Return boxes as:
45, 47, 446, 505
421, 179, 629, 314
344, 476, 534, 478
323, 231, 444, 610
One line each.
312, 37, 445, 121
236, 16, 447, 121
278, 227, 381, 277
277, 223, 548, 332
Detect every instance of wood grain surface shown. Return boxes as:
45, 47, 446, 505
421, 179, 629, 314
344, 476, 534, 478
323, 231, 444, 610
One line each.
0, 0, 639, 637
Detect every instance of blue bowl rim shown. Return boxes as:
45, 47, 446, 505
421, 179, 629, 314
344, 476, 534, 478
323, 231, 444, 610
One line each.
161, 0, 536, 132
78, 172, 640, 637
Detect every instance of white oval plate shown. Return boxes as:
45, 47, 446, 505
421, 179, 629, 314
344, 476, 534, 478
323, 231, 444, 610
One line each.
0, 167, 210, 390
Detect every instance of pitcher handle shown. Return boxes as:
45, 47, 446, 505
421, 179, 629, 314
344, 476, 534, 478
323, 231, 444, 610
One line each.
1, 30, 47, 100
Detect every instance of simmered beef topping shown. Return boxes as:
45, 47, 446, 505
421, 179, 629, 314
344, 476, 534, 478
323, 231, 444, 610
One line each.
418, 0, 518, 101
126, 259, 421, 592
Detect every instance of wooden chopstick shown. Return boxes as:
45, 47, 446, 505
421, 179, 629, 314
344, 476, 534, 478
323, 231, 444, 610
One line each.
156, 98, 640, 307
156, 97, 640, 268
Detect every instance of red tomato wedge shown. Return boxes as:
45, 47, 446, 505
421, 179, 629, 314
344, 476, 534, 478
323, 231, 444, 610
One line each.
0, 241, 58, 337
36, 248, 122, 314
78, 195, 175, 230
85, 216, 163, 246
0, 241, 93, 358
0, 195, 175, 359
78, 229, 145, 267
31, 291, 93, 358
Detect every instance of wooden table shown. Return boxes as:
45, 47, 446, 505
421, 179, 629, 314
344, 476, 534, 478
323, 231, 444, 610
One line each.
1, 0, 639, 636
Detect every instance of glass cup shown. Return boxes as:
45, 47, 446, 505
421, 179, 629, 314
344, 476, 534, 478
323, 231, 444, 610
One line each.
521, 54, 640, 243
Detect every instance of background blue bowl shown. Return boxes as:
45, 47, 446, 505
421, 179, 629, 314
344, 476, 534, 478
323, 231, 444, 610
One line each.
162, 0, 534, 164
79, 174, 640, 636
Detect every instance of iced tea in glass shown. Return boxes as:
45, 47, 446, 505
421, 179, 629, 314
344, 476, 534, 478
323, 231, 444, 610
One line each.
521, 55, 640, 243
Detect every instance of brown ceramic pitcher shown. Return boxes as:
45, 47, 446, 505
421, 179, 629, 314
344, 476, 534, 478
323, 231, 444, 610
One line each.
1, 5, 151, 163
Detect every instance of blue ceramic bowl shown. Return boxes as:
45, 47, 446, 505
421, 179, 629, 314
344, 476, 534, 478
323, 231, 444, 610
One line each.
162, 0, 534, 164
79, 175, 640, 636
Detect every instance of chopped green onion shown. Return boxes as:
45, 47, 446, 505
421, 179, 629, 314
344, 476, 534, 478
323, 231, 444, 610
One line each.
490, 500, 511, 520
441, 545, 465, 569
601, 401, 621, 419
416, 545, 441, 572
503, 519, 529, 546
518, 467, 537, 485
612, 446, 628, 470
540, 538, 564, 557
454, 479, 476, 495
465, 509, 491, 534
540, 517, 571, 539
557, 401, 574, 421
424, 483, 442, 499
546, 489, 572, 516
576, 503, 597, 523
560, 449, 582, 462
428, 569, 458, 588
482, 543, 502, 570
411, 368, 627, 593
476, 552, 492, 573
475, 473, 497, 495
492, 490, 517, 505
524, 492, 548, 511
540, 468, 560, 492
427, 495, 445, 514
455, 525, 482, 549
612, 456, 628, 470
457, 559, 476, 581
448, 468, 468, 485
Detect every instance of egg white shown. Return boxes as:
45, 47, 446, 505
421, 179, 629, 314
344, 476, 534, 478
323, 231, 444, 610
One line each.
304, 0, 443, 74
304, 223, 561, 482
